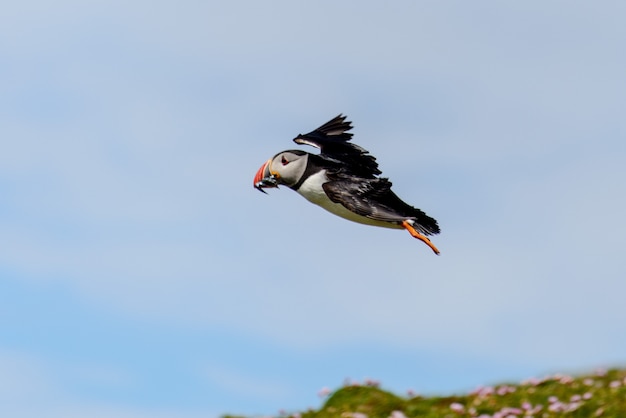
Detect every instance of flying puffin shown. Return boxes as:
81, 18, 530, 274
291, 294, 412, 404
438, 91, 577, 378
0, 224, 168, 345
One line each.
253, 114, 441, 254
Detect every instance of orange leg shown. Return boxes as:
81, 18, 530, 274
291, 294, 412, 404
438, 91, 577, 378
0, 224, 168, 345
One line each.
402, 221, 441, 255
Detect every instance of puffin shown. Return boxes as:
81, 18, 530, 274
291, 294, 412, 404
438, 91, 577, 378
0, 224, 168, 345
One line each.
253, 114, 441, 254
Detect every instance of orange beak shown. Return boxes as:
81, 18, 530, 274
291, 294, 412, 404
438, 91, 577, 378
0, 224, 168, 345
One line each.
253, 159, 278, 193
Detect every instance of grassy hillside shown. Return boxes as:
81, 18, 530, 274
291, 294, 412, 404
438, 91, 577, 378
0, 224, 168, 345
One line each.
224, 368, 626, 418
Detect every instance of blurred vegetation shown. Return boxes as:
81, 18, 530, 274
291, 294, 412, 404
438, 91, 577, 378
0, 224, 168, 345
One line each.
224, 368, 626, 418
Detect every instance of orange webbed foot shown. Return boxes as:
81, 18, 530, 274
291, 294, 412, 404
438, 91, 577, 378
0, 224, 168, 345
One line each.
402, 221, 440, 255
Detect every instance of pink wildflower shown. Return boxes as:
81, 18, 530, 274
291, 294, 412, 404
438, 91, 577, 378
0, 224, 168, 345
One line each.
584, 378, 595, 386
499, 406, 522, 415
318, 387, 331, 397
567, 402, 582, 412
472, 385, 495, 397
548, 396, 559, 403
583, 392, 593, 400
522, 377, 541, 386
450, 402, 465, 413
548, 401, 564, 412
609, 380, 621, 388
496, 385, 515, 396
389, 411, 407, 418
570, 394, 581, 402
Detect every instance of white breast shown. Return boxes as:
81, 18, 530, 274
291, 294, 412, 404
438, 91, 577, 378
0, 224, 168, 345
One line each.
296, 170, 402, 230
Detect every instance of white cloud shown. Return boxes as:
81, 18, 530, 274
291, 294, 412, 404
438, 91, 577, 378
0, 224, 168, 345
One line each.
0, 350, 59, 404
0, 350, 219, 418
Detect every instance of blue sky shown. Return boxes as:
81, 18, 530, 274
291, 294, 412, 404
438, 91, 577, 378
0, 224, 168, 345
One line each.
2, 1, 626, 416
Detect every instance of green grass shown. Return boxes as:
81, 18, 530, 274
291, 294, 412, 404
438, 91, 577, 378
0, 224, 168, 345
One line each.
224, 368, 626, 418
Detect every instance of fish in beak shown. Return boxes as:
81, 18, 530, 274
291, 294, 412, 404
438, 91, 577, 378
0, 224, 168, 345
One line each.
253, 158, 279, 193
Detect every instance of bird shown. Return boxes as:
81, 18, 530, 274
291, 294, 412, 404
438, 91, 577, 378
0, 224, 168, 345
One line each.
253, 114, 441, 254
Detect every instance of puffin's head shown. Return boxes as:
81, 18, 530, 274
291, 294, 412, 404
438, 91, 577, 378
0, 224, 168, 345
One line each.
253, 150, 309, 193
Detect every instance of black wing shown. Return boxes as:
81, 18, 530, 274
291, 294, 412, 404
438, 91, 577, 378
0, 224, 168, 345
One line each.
322, 175, 440, 236
293, 114, 381, 178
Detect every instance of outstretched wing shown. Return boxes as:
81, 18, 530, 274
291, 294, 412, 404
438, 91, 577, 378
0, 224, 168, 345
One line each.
322, 175, 440, 236
293, 114, 381, 177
